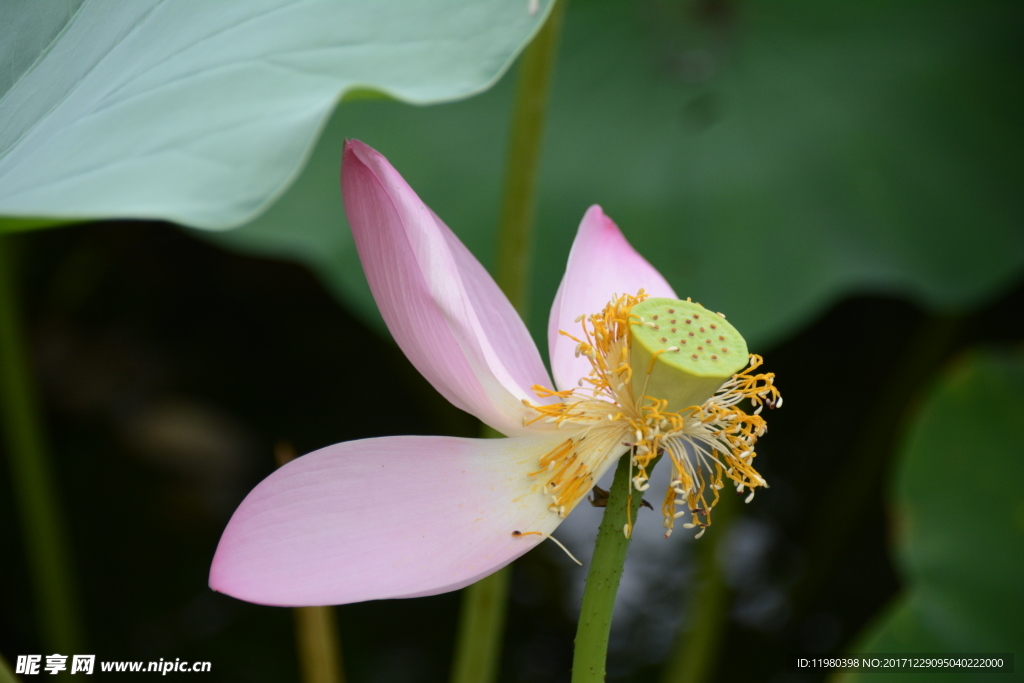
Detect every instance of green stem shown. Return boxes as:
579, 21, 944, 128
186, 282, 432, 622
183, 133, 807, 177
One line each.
572, 453, 662, 683
449, 424, 511, 683
0, 236, 83, 654
450, 566, 511, 683
659, 491, 737, 683
0, 652, 19, 683
492, 0, 566, 316
276, 443, 345, 683
293, 607, 345, 683
449, 4, 566, 683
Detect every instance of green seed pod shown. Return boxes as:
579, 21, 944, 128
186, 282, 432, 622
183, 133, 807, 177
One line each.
628, 298, 748, 413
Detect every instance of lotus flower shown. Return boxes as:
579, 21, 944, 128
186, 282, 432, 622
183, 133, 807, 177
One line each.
209, 140, 779, 606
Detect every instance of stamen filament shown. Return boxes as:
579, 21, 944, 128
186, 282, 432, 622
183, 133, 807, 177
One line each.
522, 292, 780, 538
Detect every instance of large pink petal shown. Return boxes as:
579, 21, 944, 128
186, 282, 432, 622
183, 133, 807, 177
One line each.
210, 434, 582, 606
548, 206, 676, 392
342, 140, 554, 436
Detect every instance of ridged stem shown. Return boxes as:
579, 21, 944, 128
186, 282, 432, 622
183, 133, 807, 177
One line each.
571, 453, 662, 683
0, 236, 83, 655
449, 4, 566, 683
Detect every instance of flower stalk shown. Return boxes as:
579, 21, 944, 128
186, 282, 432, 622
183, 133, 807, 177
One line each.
276, 443, 345, 683
450, 556, 511, 683
449, 426, 510, 683
1, 652, 17, 683
572, 452, 663, 683
451, 3, 565, 683
492, 0, 566, 316
293, 607, 345, 683
0, 236, 82, 654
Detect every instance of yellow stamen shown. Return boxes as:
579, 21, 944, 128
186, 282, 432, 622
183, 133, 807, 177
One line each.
511, 530, 582, 565
521, 292, 781, 539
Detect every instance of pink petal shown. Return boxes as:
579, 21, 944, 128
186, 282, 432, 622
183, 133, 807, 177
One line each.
210, 434, 579, 606
342, 140, 553, 436
548, 206, 677, 391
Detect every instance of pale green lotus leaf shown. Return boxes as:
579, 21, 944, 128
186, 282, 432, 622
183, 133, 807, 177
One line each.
0, 0, 552, 229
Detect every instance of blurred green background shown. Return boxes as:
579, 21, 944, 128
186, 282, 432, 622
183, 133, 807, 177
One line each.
1, 0, 1022, 681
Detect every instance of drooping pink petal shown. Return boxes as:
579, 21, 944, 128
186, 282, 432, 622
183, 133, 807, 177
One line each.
548, 206, 677, 391
210, 434, 581, 606
342, 140, 553, 436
